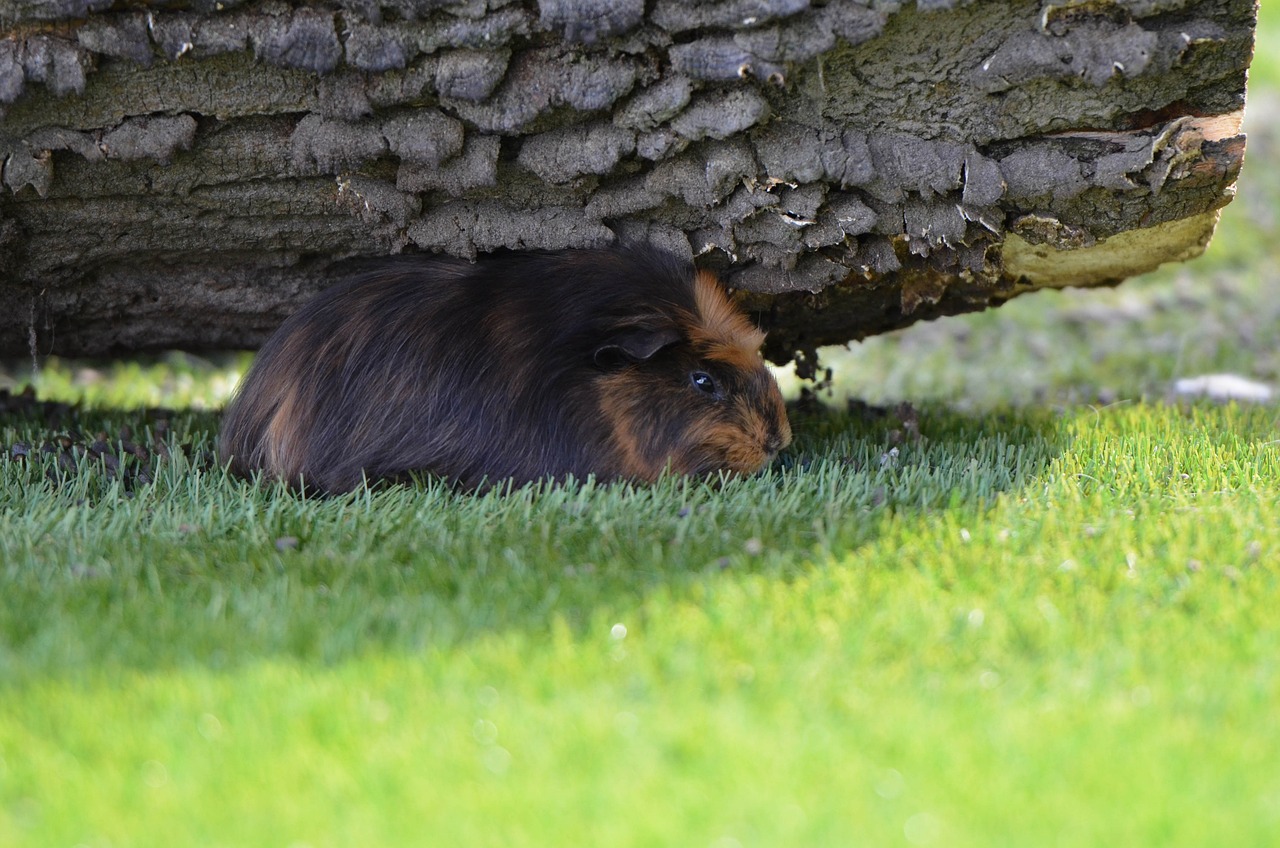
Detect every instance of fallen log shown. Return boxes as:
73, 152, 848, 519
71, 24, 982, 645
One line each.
0, 0, 1254, 362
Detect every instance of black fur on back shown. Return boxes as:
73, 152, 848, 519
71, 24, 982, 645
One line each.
220, 246, 723, 492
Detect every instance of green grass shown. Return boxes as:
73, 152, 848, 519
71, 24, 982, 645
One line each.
4, 6, 1280, 847
3, 403, 1279, 846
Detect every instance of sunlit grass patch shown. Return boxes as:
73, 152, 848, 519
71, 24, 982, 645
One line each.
1, 352, 250, 412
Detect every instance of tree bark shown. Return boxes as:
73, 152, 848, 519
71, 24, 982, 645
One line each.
0, 0, 1254, 362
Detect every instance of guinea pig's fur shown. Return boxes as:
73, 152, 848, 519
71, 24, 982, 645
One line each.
219, 245, 791, 493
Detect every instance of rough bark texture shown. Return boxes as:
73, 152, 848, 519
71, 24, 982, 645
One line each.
0, 0, 1254, 362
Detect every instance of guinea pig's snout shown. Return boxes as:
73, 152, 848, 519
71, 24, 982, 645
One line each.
762, 413, 792, 459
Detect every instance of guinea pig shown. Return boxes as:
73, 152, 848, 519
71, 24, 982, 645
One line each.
218, 245, 792, 493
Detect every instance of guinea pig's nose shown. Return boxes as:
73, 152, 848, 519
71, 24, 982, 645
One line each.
765, 433, 786, 455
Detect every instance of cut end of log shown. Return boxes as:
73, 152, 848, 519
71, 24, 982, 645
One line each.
1001, 210, 1221, 292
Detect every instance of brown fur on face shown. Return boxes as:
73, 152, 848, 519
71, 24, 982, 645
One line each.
594, 271, 791, 482
690, 270, 767, 358
688, 270, 791, 470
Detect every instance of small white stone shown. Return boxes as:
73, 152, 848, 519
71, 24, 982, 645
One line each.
1173, 374, 1274, 403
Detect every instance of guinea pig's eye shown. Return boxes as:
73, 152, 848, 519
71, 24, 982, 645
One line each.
690, 371, 718, 396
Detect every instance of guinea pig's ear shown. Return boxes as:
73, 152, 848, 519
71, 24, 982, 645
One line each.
593, 326, 682, 367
